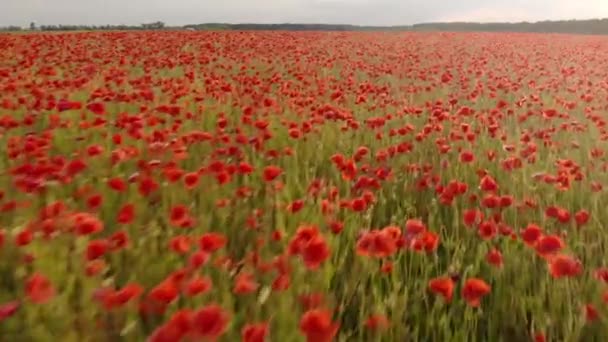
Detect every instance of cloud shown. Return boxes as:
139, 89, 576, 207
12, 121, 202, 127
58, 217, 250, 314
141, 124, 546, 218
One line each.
1, 0, 608, 27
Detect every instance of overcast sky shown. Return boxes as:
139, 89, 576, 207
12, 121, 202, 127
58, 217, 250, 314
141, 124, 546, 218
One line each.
3, 0, 608, 26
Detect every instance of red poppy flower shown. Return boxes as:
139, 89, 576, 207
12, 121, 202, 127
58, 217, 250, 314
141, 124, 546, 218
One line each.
535, 235, 564, 257
86, 239, 109, 261
86, 194, 103, 210
116, 204, 135, 224
428, 277, 454, 303
73, 213, 104, 235
185, 276, 212, 297
521, 224, 543, 245
549, 254, 582, 278
301, 234, 331, 270
199, 232, 227, 253
405, 219, 426, 235
459, 150, 475, 163
463, 209, 483, 227
462, 278, 491, 307
479, 175, 498, 192
107, 177, 127, 192
585, 304, 599, 322
233, 272, 259, 295
169, 236, 191, 254
574, 209, 590, 227
486, 248, 503, 268
169, 205, 190, 227
15, 229, 33, 246
86, 102, 106, 115
109, 230, 129, 250
242, 322, 269, 342
263, 165, 282, 182
478, 221, 497, 240
183, 172, 199, 189
25, 273, 55, 304
299, 308, 339, 342
138, 176, 159, 197
0, 301, 19, 322
150, 280, 179, 305
191, 304, 230, 339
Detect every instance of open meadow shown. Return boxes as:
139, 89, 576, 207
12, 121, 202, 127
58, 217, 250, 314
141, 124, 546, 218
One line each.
1, 30, 608, 341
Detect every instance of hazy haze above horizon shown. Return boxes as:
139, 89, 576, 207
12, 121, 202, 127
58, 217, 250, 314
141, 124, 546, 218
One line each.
3, 0, 608, 26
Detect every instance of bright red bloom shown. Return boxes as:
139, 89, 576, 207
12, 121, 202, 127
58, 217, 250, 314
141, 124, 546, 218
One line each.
428, 277, 454, 303
109, 230, 129, 250
299, 308, 339, 342
66, 158, 87, 177
585, 304, 600, 322
185, 276, 212, 297
72, 213, 104, 235
26, 273, 55, 304
594, 267, 608, 283
521, 224, 543, 245
556, 208, 571, 223
238, 162, 254, 174
148, 309, 193, 342
107, 177, 127, 192
535, 235, 564, 257
405, 219, 426, 235
356, 229, 398, 258
263, 165, 282, 182
301, 234, 331, 270
99, 283, 144, 310
413, 231, 440, 252
150, 280, 179, 305
233, 272, 259, 295
86, 239, 109, 260
478, 221, 497, 240
199, 232, 227, 253
479, 175, 498, 192
574, 209, 590, 227
189, 251, 210, 269
549, 254, 582, 278
183, 172, 199, 189
85, 260, 106, 277
534, 332, 546, 342
169, 205, 190, 227
463, 209, 483, 227
86, 102, 106, 115
462, 278, 491, 307
0, 301, 19, 322
169, 235, 191, 254
191, 304, 230, 339
350, 197, 367, 212
117, 204, 135, 224
486, 248, 503, 268
15, 229, 33, 246
86, 194, 103, 210
459, 150, 475, 163
242, 322, 269, 342
138, 176, 159, 197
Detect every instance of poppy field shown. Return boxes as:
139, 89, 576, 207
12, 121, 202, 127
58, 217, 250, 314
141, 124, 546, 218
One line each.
1, 30, 608, 341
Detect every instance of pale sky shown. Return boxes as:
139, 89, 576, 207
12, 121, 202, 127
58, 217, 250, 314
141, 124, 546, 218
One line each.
2, 0, 608, 27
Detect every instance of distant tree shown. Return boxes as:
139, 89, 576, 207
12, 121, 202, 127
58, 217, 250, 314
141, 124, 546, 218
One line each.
30, 22, 36, 30
141, 21, 165, 30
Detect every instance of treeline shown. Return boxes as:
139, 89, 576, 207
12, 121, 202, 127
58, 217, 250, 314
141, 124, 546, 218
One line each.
411, 19, 608, 35
0, 22, 166, 32
0, 26, 24, 32
185, 19, 608, 34
3, 18, 608, 35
